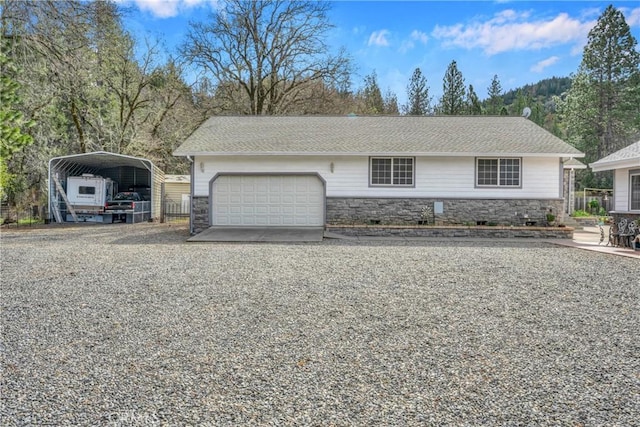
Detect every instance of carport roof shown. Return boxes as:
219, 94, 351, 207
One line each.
49, 151, 156, 171
174, 115, 584, 158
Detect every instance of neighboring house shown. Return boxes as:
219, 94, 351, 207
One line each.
173, 116, 583, 234
163, 174, 191, 212
590, 140, 640, 222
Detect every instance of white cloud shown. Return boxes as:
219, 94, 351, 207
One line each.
410, 30, 429, 44
432, 9, 595, 55
119, 0, 218, 19
625, 7, 640, 27
531, 56, 560, 73
368, 30, 391, 47
399, 40, 414, 54
399, 30, 428, 54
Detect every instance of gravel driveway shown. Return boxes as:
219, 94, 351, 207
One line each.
1, 223, 639, 426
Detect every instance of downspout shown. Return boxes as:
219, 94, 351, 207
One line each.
186, 156, 194, 235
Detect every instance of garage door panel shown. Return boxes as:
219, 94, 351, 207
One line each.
281, 194, 295, 204
212, 175, 323, 226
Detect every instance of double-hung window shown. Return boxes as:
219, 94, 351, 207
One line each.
476, 158, 521, 187
370, 157, 414, 186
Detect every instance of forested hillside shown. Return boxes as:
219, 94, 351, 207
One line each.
502, 77, 572, 106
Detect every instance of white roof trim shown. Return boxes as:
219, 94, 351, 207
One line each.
591, 158, 640, 172
186, 151, 583, 158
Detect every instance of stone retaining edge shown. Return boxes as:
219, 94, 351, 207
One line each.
325, 225, 574, 239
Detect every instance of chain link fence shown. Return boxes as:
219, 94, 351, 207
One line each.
0, 203, 49, 228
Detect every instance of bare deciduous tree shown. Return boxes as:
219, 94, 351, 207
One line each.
182, 0, 352, 115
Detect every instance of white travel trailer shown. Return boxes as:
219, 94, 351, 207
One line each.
65, 174, 116, 221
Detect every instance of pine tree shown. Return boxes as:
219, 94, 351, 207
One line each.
362, 71, 385, 114
557, 5, 640, 188
404, 67, 431, 115
579, 5, 640, 157
466, 84, 482, 115
439, 60, 466, 115
486, 74, 503, 115
383, 89, 399, 115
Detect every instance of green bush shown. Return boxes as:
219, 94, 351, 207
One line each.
572, 210, 591, 217
17, 218, 43, 225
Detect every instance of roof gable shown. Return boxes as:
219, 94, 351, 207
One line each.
590, 141, 640, 171
174, 116, 583, 157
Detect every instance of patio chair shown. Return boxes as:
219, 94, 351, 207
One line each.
608, 218, 628, 247
619, 221, 637, 248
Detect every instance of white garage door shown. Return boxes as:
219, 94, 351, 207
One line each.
211, 175, 324, 226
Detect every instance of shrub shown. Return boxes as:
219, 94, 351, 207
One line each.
572, 210, 591, 217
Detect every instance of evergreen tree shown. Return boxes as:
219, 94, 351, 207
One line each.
558, 5, 640, 187
466, 84, 482, 115
361, 71, 385, 114
0, 39, 34, 202
486, 74, 503, 115
439, 60, 466, 115
383, 89, 399, 115
556, 6, 640, 188
404, 67, 431, 115
511, 89, 528, 116
580, 4, 640, 157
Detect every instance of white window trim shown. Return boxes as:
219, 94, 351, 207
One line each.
369, 157, 415, 187
475, 157, 522, 188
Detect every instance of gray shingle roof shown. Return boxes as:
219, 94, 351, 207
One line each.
590, 141, 640, 171
174, 116, 583, 157
563, 158, 587, 169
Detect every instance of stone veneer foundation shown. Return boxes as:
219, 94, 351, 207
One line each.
326, 197, 565, 226
191, 196, 567, 235
192, 196, 210, 234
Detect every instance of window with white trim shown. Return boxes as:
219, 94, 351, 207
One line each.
630, 171, 640, 210
370, 157, 414, 186
476, 158, 521, 187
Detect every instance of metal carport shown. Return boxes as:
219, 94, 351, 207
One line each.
48, 151, 164, 223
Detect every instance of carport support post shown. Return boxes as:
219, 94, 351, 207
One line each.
160, 182, 166, 223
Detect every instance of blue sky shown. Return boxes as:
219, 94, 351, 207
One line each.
118, 0, 640, 106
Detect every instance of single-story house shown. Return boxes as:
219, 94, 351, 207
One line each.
590, 140, 640, 222
173, 116, 584, 234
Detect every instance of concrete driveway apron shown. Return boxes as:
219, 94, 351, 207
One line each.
188, 227, 325, 242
